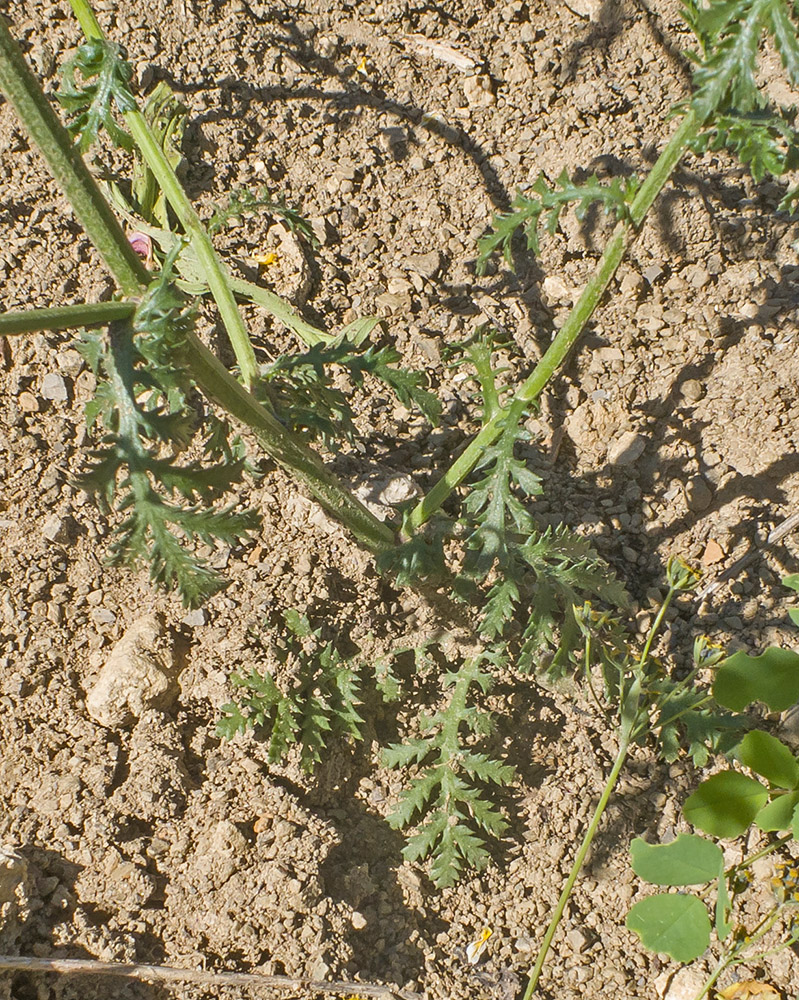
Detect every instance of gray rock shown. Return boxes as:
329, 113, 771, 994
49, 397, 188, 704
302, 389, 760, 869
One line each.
686, 476, 713, 512
463, 74, 496, 107
41, 372, 68, 402
377, 474, 420, 505
681, 379, 704, 403
85, 614, 178, 727
404, 251, 442, 279
41, 515, 67, 543
606, 430, 646, 466
183, 608, 207, 627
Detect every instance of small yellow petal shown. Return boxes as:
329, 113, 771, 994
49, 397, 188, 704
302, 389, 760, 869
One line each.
250, 251, 279, 268
466, 927, 492, 964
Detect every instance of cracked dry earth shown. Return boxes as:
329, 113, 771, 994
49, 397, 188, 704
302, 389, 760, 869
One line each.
2, 1, 799, 999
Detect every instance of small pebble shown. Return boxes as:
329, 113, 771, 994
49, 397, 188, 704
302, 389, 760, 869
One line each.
680, 379, 704, 403
41, 516, 67, 543
642, 263, 664, 285
463, 75, 496, 107
41, 372, 68, 402
183, 608, 207, 627
685, 476, 712, 512
404, 251, 442, 279
606, 430, 646, 466
17, 391, 39, 413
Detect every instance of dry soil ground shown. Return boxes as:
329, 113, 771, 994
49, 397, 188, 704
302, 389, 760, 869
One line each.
2, 1, 799, 999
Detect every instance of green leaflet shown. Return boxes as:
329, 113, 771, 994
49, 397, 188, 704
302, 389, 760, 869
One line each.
382, 652, 515, 887
477, 169, 639, 270
626, 893, 711, 962
683, 771, 768, 838
74, 263, 257, 606
217, 610, 365, 771
57, 35, 135, 151
630, 834, 723, 886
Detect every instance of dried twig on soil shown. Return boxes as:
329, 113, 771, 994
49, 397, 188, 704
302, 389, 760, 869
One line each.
697, 510, 799, 601
0, 956, 422, 1000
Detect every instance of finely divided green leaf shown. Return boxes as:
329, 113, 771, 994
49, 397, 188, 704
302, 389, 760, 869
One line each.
769, 2, 799, 86
689, 0, 774, 120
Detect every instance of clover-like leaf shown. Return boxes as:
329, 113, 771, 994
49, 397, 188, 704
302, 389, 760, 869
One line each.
684, 771, 768, 837
626, 893, 711, 962
630, 834, 723, 886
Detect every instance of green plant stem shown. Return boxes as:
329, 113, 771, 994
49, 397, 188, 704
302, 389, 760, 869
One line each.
0, 300, 134, 335
0, 16, 148, 297
526, 583, 685, 997
523, 735, 631, 1000
690, 907, 784, 1000
409, 110, 701, 531
66, 0, 259, 388
638, 585, 677, 666
186, 333, 396, 553
0, 14, 394, 553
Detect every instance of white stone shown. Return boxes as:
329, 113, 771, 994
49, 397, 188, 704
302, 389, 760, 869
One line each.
41, 372, 68, 401
85, 614, 178, 728
463, 75, 496, 107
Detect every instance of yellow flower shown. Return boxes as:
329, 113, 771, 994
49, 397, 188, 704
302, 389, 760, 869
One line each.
466, 926, 492, 964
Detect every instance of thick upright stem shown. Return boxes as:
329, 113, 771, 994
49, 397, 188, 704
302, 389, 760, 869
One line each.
0, 14, 394, 553
0, 16, 148, 297
409, 110, 701, 531
523, 737, 631, 1000
67, 1, 259, 387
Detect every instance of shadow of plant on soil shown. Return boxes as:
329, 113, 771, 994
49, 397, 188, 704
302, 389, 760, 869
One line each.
6, 846, 166, 1000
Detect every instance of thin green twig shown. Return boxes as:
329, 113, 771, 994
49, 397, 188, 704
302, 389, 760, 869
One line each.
409, 110, 700, 531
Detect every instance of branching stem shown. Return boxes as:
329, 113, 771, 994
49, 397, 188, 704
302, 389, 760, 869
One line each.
67, 0, 259, 388
0, 10, 395, 553
409, 110, 701, 530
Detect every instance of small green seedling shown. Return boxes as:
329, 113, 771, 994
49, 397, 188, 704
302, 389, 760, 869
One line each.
628, 649, 799, 1000
218, 610, 365, 773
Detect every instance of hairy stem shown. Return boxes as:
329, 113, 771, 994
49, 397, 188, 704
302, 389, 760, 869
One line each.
0, 16, 148, 297
523, 736, 631, 999
409, 110, 700, 530
0, 300, 134, 335
0, 13, 394, 553
67, 0, 259, 388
